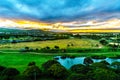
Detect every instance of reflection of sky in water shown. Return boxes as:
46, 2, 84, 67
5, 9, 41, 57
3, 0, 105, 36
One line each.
56, 56, 120, 69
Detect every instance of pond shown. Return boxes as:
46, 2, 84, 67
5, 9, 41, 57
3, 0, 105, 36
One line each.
55, 56, 120, 69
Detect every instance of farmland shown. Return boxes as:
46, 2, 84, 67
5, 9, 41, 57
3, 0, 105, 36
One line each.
0, 36, 120, 80
0, 38, 103, 49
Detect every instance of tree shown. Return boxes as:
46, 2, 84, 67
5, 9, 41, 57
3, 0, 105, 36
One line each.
91, 62, 108, 69
111, 61, 120, 70
83, 57, 93, 65
67, 73, 88, 80
28, 62, 36, 66
42, 60, 60, 71
54, 46, 59, 49
93, 68, 118, 80
100, 60, 110, 65
99, 39, 108, 45
48, 63, 68, 79
23, 62, 42, 80
70, 64, 89, 74
0, 66, 6, 73
0, 68, 20, 80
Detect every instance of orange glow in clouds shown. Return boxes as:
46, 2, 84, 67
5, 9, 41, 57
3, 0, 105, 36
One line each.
0, 18, 120, 32
0, 19, 53, 30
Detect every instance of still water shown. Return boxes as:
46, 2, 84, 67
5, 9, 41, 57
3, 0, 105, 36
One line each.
55, 56, 120, 69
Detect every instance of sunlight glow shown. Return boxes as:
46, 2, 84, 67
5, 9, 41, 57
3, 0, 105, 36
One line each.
0, 18, 120, 32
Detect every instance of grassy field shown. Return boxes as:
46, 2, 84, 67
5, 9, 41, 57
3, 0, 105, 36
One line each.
0, 51, 120, 72
0, 38, 103, 50
0, 38, 117, 73
0, 53, 54, 72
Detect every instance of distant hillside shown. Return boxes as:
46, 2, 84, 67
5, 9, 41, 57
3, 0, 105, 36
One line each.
0, 28, 23, 32
0, 28, 51, 36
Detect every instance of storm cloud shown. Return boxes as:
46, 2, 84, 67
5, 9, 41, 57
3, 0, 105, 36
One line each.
0, 0, 120, 22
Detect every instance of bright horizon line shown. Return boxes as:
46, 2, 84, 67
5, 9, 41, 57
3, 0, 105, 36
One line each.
0, 18, 120, 33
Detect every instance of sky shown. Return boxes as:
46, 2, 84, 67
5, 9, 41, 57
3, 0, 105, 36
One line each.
0, 0, 120, 32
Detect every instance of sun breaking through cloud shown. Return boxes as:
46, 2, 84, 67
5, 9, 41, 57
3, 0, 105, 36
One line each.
0, 0, 120, 32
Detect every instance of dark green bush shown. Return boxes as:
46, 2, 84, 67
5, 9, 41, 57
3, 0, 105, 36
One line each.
60, 54, 76, 59
48, 63, 68, 79
83, 57, 93, 65
100, 60, 110, 65
0, 68, 20, 80
0, 66, 6, 73
42, 60, 60, 71
70, 64, 87, 74
99, 39, 108, 45
93, 68, 118, 80
14, 75, 30, 80
91, 62, 109, 69
111, 61, 120, 70
23, 65, 42, 79
67, 73, 88, 80
91, 55, 106, 59
28, 61, 36, 66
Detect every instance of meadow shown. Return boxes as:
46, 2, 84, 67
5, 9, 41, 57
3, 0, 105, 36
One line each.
0, 38, 119, 73
0, 38, 102, 49
0, 51, 120, 72
0, 53, 54, 72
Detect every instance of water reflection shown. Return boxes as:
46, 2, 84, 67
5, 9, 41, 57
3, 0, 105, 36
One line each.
55, 56, 120, 69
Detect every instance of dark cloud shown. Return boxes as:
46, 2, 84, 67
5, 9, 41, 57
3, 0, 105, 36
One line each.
0, 0, 120, 22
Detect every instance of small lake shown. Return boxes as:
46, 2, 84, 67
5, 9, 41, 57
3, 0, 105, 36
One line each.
55, 56, 120, 69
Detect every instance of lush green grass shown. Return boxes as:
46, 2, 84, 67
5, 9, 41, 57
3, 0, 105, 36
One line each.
0, 51, 120, 73
0, 53, 54, 72
0, 38, 118, 73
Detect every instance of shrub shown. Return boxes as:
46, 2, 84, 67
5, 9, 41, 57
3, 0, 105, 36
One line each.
28, 62, 36, 66
67, 73, 88, 80
70, 64, 88, 74
60, 54, 76, 59
14, 75, 29, 80
42, 60, 60, 71
61, 56, 67, 59
20, 47, 30, 52
0, 66, 6, 73
83, 57, 93, 65
91, 62, 109, 69
91, 55, 106, 59
54, 46, 59, 49
93, 68, 118, 80
100, 60, 110, 65
48, 63, 68, 79
0, 68, 20, 80
99, 39, 108, 45
109, 55, 120, 59
41, 46, 51, 53
111, 61, 120, 69
23, 63, 42, 79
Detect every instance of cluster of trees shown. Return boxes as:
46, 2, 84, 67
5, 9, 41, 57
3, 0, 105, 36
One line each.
20, 46, 66, 53
0, 60, 68, 80
41, 46, 66, 53
99, 38, 120, 51
1, 58, 120, 80
69, 57, 120, 80
0, 32, 70, 44
72, 33, 119, 40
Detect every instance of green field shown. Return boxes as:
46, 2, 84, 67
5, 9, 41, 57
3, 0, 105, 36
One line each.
0, 38, 103, 50
0, 51, 120, 72
0, 53, 54, 72
0, 38, 118, 73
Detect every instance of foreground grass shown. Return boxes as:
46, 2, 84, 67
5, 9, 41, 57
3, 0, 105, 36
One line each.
0, 53, 54, 72
0, 51, 120, 73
